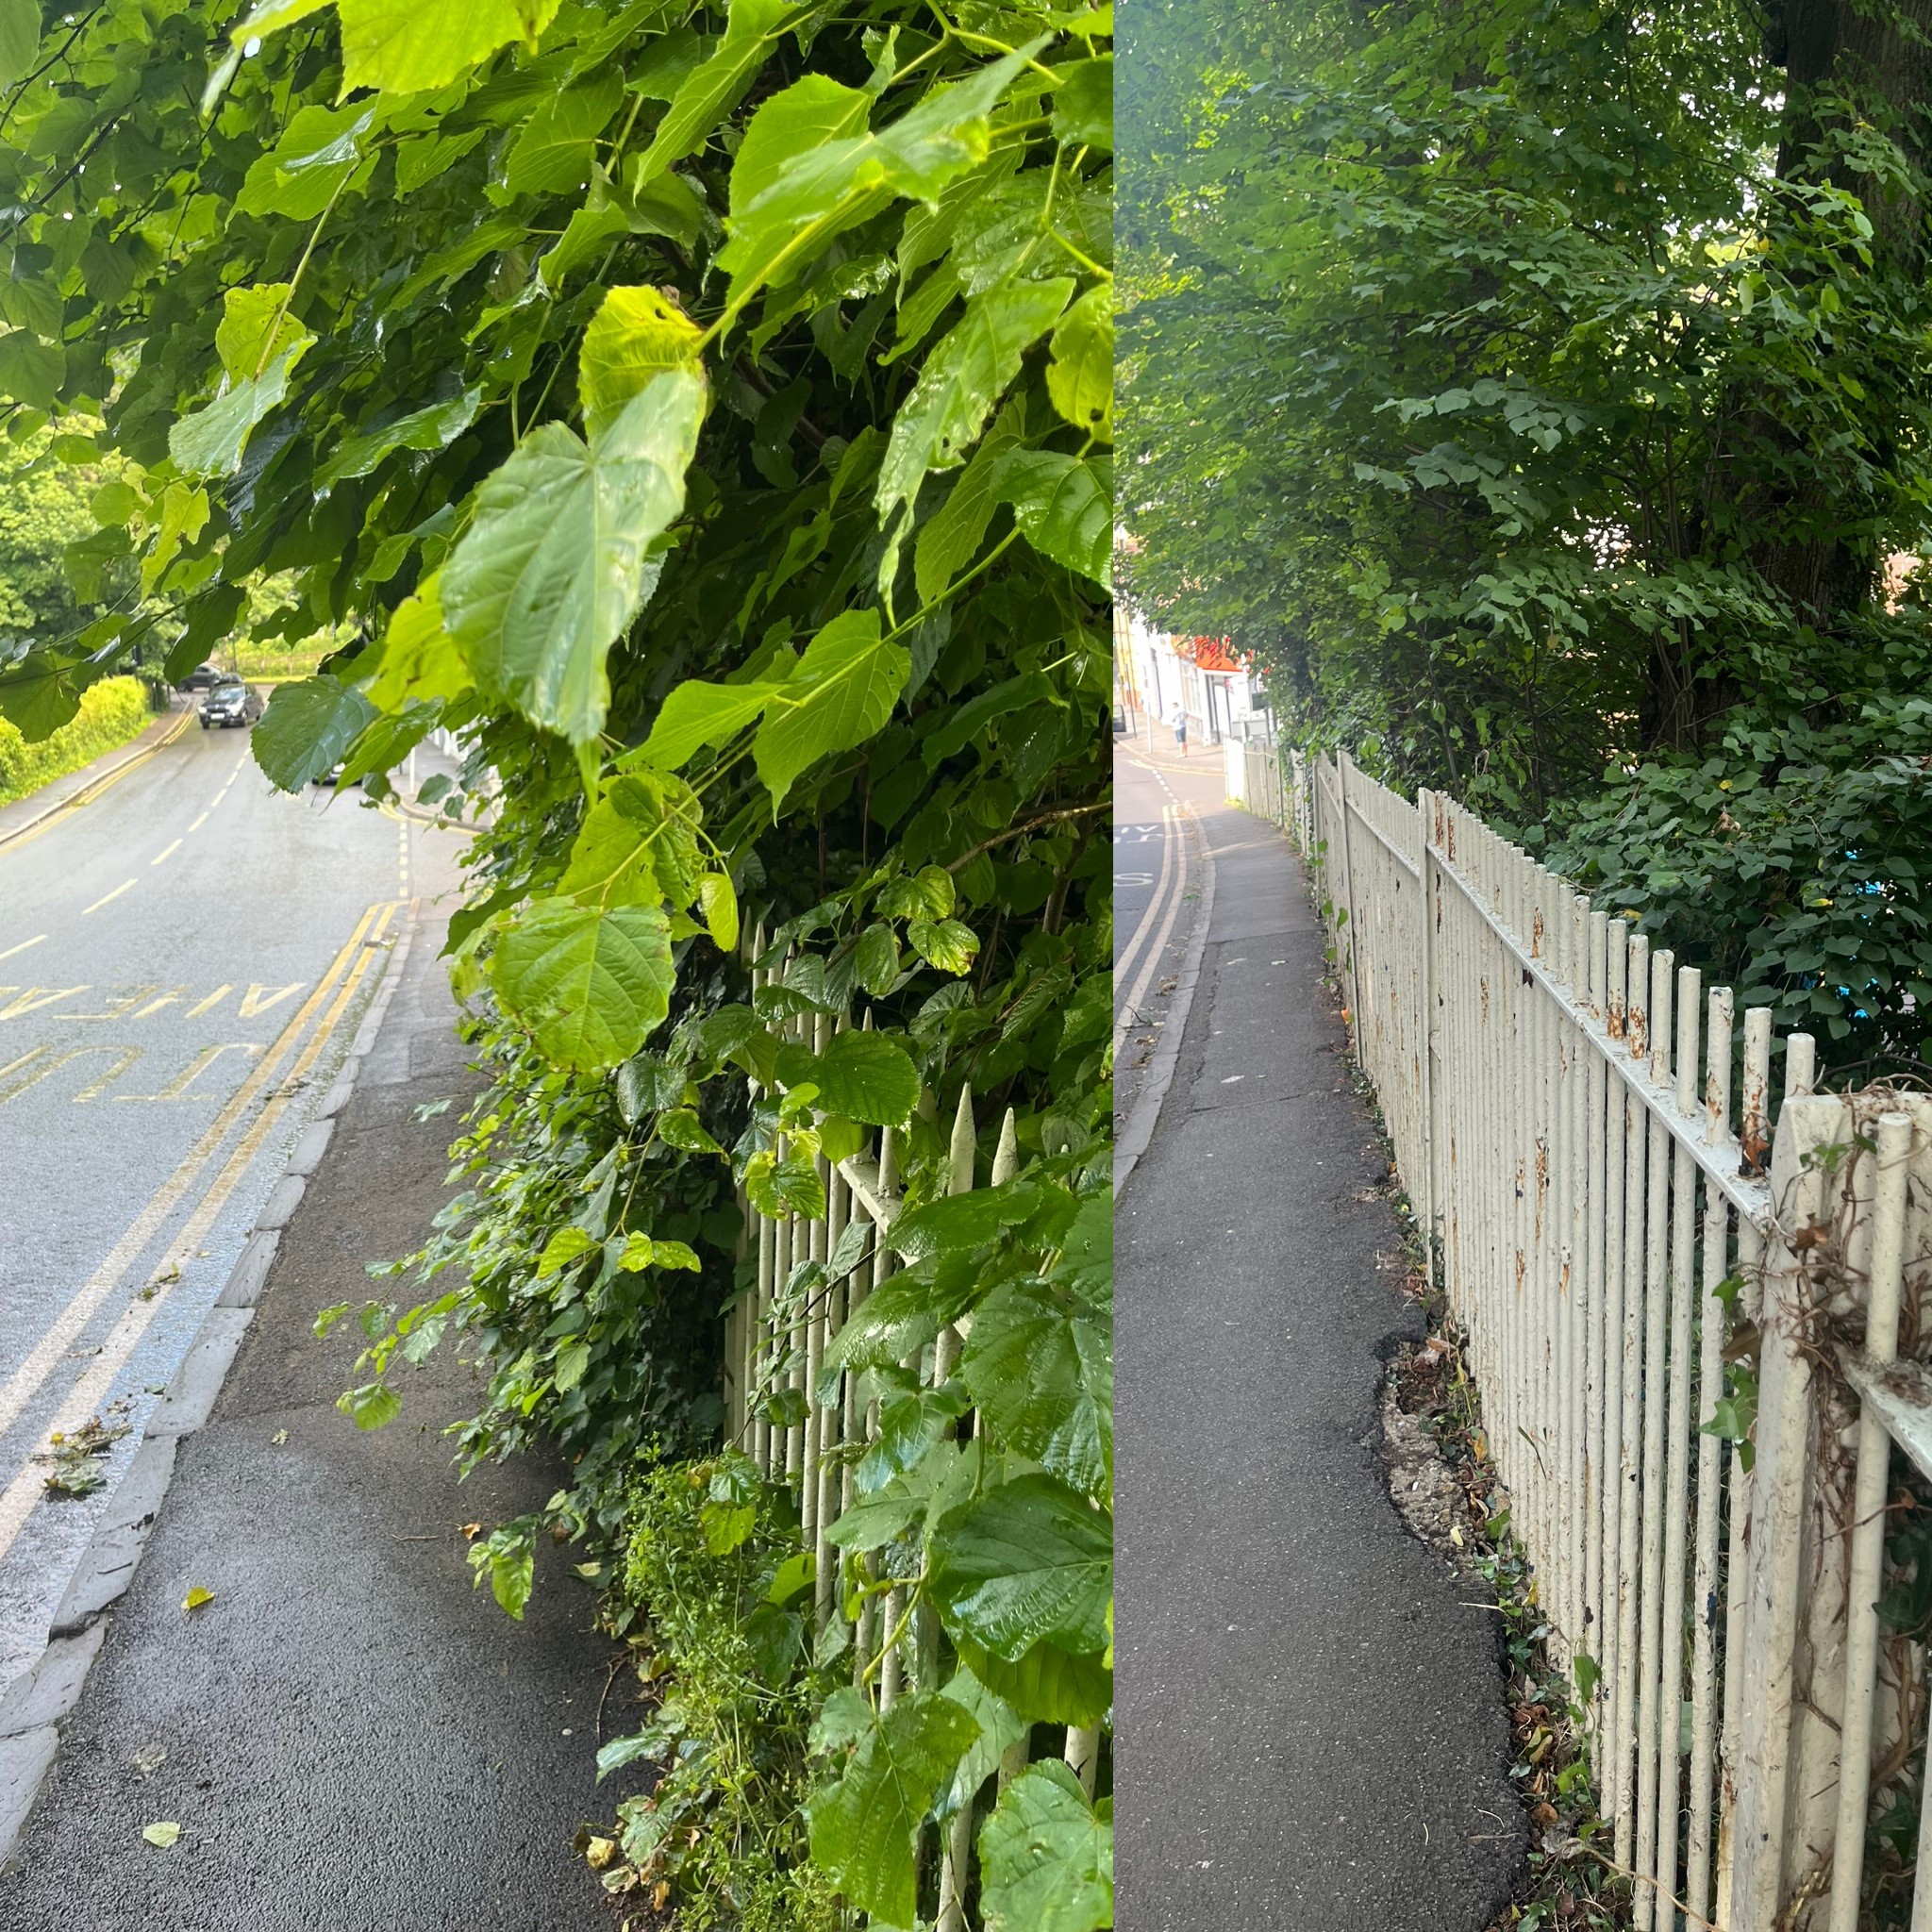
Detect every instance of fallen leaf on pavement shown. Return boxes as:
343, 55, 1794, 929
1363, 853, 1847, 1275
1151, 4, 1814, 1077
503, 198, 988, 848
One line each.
182, 1587, 214, 1611
460, 1523, 483, 1540
142, 1823, 180, 1848
586, 1836, 617, 1870
271, 1430, 289, 1445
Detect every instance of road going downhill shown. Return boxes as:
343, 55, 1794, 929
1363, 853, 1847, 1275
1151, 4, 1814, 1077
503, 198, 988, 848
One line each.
0, 713, 420, 1689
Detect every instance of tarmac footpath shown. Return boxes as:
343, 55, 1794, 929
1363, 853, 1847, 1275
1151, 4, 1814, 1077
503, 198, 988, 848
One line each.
1113, 740, 1528, 1931
0, 906, 631, 1931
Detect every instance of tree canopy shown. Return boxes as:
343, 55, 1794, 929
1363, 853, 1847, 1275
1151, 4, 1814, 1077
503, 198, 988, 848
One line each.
1123, 0, 1932, 1074
0, 0, 1114, 1920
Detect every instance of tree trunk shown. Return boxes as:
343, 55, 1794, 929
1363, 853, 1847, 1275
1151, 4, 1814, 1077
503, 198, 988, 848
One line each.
1746, 0, 1932, 625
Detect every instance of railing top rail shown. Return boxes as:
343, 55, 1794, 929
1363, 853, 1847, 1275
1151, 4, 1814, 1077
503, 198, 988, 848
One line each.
1424, 809, 1771, 1225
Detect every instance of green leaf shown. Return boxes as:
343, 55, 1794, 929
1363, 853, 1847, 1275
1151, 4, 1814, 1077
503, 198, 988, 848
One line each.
807, 1691, 981, 1924
959, 1277, 1113, 1497
979, 1760, 1114, 1932
887, 1183, 1040, 1261
0, 0, 40, 88
637, 676, 786, 769
214, 284, 311, 383
1049, 56, 1113, 153
490, 899, 675, 1071
908, 915, 980, 974
790, 1029, 920, 1124
338, 1382, 402, 1430
744, 1144, 827, 1219
318, 388, 481, 489
170, 341, 313, 480
854, 924, 901, 995
537, 1225, 598, 1277
0, 331, 61, 410
363, 581, 473, 711
699, 872, 740, 953
579, 284, 710, 440
754, 608, 910, 807
253, 677, 378, 791
914, 398, 1024, 602
631, 0, 797, 186
1046, 285, 1112, 441
442, 369, 707, 746
877, 277, 1074, 534
657, 1107, 726, 1156
936, 1666, 1027, 1816
929, 1473, 1113, 1659
954, 1633, 1112, 1727
504, 74, 624, 198
336, 0, 560, 96
236, 105, 375, 222
995, 452, 1111, 588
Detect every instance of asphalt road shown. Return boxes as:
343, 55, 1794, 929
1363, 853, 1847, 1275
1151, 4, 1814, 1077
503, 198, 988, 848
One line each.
1113, 743, 1205, 1136
1114, 745, 1528, 1929
0, 711, 441, 1691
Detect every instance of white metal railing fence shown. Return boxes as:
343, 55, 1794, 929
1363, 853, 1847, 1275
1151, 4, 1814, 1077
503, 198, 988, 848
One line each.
1230, 745, 1932, 1931
722, 930, 1101, 1930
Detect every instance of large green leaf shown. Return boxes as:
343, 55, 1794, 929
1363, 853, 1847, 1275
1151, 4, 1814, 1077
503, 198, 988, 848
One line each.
236, 104, 376, 221
170, 341, 312, 479
936, 1666, 1027, 1818
630, 0, 796, 186
0, 0, 40, 87
1046, 285, 1112, 441
253, 677, 379, 791
876, 276, 1074, 534
754, 609, 910, 806
636, 676, 787, 769
929, 1474, 1113, 1659
1048, 55, 1113, 153
914, 398, 1024, 603
503, 73, 624, 198
335, 0, 558, 95
996, 452, 1112, 589
578, 287, 707, 441
442, 370, 707, 746
807, 1691, 980, 1924
954, 1634, 1112, 1727
318, 388, 480, 490
958, 1276, 1112, 1497
0, 331, 61, 410
778, 1029, 920, 1124
715, 50, 1037, 321
979, 1760, 1114, 1932
490, 899, 675, 1071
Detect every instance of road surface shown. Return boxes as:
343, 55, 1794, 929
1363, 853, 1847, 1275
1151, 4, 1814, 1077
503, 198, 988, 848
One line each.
0, 713, 448, 1691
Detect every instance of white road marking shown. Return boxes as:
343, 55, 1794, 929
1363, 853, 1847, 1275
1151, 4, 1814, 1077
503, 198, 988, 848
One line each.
150, 839, 182, 866
189, 813, 208, 833
81, 880, 136, 916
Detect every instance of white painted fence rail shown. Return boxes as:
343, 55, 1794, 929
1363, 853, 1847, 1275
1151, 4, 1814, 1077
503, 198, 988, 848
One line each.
721, 930, 1096, 1930
1232, 745, 1932, 1931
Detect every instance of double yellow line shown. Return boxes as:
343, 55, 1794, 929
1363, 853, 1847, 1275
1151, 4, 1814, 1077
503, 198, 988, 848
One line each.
0, 899, 403, 1566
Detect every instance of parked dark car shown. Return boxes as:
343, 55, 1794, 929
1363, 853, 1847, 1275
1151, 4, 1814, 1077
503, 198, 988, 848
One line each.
179, 662, 224, 691
200, 676, 260, 729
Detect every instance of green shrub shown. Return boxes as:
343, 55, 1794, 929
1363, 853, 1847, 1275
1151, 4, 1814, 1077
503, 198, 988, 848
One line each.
0, 676, 151, 806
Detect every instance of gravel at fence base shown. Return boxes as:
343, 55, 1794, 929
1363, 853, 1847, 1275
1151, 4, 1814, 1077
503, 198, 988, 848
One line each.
1114, 757, 1527, 1932
0, 908, 641, 1932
